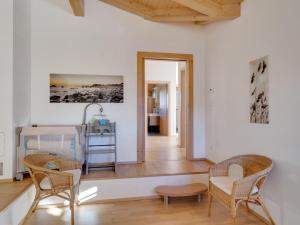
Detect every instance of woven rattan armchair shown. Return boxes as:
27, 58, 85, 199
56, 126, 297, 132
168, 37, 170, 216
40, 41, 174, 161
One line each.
23, 154, 82, 225
208, 154, 275, 225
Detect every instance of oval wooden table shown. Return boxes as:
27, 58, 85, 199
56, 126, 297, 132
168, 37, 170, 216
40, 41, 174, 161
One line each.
155, 183, 208, 205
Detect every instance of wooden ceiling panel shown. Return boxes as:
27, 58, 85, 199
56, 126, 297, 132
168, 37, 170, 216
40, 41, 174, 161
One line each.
69, 0, 84, 16
214, 0, 243, 4
153, 7, 205, 17
143, 0, 182, 9
101, 0, 155, 19
98, 0, 243, 25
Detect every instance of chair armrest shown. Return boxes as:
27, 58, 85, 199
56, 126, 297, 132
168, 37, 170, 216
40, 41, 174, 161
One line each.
209, 161, 229, 177
32, 168, 73, 190
232, 174, 261, 199
48, 171, 73, 188
55, 159, 82, 171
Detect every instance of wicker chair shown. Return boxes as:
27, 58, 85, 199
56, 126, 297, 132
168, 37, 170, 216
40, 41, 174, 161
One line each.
23, 154, 82, 225
208, 154, 275, 225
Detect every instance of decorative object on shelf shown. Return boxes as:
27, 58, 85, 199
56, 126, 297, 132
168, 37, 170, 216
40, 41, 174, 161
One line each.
49, 73, 124, 103
82, 103, 117, 174
82, 103, 104, 125
250, 56, 269, 124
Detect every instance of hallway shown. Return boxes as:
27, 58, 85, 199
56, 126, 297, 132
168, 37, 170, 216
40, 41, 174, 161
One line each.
145, 136, 186, 161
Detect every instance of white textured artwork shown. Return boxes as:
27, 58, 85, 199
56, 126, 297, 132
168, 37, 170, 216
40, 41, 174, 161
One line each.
250, 56, 269, 124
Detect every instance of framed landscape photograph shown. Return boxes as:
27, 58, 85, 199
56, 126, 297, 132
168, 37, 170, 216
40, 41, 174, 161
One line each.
50, 74, 124, 103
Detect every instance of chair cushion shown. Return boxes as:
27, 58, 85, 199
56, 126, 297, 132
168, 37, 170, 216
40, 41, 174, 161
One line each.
40, 169, 81, 190
210, 176, 258, 195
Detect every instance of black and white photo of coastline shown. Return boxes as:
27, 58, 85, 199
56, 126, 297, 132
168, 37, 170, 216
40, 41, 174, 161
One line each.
50, 74, 124, 103
250, 56, 269, 124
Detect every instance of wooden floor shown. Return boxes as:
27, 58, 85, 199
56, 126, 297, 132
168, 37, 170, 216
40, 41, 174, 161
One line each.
1, 136, 209, 213
82, 135, 210, 180
146, 136, 185, 161
25, 197, 265, 225
82, 160, 212, 180
0, 179, 32, 212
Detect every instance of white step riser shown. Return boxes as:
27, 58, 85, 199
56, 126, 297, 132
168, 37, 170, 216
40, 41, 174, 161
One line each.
0, 174, 208, 225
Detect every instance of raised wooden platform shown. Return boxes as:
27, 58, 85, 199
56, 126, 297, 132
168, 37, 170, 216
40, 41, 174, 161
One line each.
81, 160, 212, 180
0, 178, 32, 212
0, 159, 212, 214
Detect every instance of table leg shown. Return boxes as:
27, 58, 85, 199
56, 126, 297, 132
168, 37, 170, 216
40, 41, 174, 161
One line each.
198, 194, 202, 203
164, 196, 169, 205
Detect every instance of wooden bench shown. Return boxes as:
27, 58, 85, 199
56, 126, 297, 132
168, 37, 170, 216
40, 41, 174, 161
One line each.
155, 183, 208, 205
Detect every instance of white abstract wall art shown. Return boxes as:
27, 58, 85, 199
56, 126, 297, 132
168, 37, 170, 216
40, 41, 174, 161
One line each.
50, 74, 124, 103
250, 56, 269, 124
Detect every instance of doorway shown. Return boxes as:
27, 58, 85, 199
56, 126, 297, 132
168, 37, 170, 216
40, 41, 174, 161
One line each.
146, 82, 169, 136
137, 52, 194, 163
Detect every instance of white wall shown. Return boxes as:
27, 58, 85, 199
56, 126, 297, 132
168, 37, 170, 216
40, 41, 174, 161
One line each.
0, 0, 14, 179
204, 0, 300, 224
4, 1, 300, 224
14, 0, 31, 127
13, 0, 32, 179
145, 60, 178, 136
29, 0, 206, 161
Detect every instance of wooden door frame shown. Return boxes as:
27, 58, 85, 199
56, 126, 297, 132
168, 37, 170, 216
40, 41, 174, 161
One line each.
137, 51, 194, 163
178, 65, 187, 149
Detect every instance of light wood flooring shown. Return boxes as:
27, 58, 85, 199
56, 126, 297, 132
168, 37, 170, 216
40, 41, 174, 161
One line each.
82, 135, 209, 180
25, 197, 265, 225
81, 160, 212, 180
0, 179, 32, 212
1, 136, 208, 212
146, 136, 185, 161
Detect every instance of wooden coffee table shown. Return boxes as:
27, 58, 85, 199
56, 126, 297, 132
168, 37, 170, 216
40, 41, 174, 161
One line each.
155, 183, 208, 205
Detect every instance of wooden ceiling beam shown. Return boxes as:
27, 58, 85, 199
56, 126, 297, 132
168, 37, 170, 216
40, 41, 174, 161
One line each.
101, 0, 155, 19
151, 15, 209, 23
152, 7, 206, 17
172, 0, 222, 17
100, 0, 242, 25
69, 0, 84, 16
217, 3, 241, 20
172, 0, 241, 20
